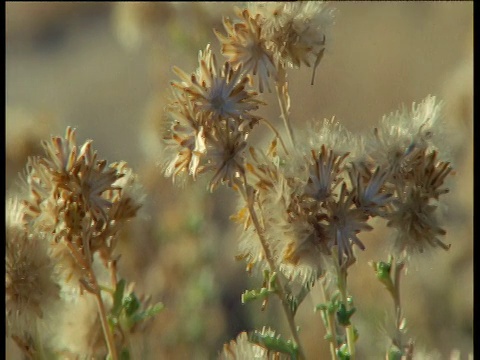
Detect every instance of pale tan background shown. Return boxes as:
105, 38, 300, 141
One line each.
6, 2, 473, 359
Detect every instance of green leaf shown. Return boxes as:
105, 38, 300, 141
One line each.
112, 279, 126, 317
386, 345, 403, 360
337, 343, 351, 360
376, 261, 392, 281
241, 288, 275, 304
120, 348, 131, 360
107, 314, 119, 328
123, 292, 141, 317
249, 329, 299, 359
315, 303, 328, 312
336, 303, 356, 326
370, 259, 395, 293
129, 303, 164, 325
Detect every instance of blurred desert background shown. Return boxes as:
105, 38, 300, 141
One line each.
6, 2, 473, 359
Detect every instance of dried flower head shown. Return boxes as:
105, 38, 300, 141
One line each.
237, 141, 368, 284
386, 185, 450, 255
203, 124, 249, 191
236, 147, 324, 283
106, 161, 145, 222
303, 145, 349, 203
21, 127, 142, 290
323, 183, 373, 266
219, 331, 269, 360
163, 45, 265, 191
47, 291, 108, 358
307, 117, 359, 159
384, 148, 453, 256
162, 93, 208, 182
366, 95, 446, 178
249, 1, 335, 83
348, 163, 392, 217
411, 150, 452, 201
6, 197, 59, 337
360, 96, 454, 256
171, 44, 263, 127
215, 7, 277, 93
220, 327, 293, 360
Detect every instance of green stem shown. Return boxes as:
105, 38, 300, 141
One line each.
320, 279, 339, 360
391, 260, 414, 360
337, 264, 355, 360
80, 233, 119, 360
92, 280, 119, 360
392, 261, 403, 348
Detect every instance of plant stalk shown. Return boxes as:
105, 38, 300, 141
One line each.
80, 232, 119, 360
92, 282, 118, 360
320, 279, 339, 360
275, 70, 296, 149
241, 181, 306, 360
337, 265, 356, 360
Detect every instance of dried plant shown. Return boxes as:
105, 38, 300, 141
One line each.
6, 2, 472, 360
6, 127, 162, 359
159, 2, 458, 360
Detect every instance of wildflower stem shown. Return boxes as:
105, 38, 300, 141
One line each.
259, 117, 290, 155
390, 259, 414, 360
73, 235, 119, 360
241, 179, 306, 360
320, 279, 339, 360
345, 320, 356, 359
275, 71, 296, 148
392, 261, 404, 348
337, 264, 356, 360
92, 281, 118, 360
11, 335, 35, 359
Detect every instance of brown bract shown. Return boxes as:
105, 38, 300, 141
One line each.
163, 44, 264, 191
215, 8, 277, 93
20, 127, 142, 290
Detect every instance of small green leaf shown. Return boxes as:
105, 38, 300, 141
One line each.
107, 314, 119, 328
241, 288, 275, 304
386, 344, 403, 360
336, 303, 356, 326
377, 261, 392, 280
129, 303, 164, 325
337, 343, 351, 360
371, 259, 395, 293
119, 348, 131, 360
249, 330, 299, 359
112, 279, 126, 317
123, 293, 141, 317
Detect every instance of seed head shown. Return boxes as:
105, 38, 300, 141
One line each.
215, 7, 277, 93
6, 197, 59, 337
219, 331, 270, 360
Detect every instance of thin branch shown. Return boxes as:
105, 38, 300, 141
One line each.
240, 176, 306, 360
275, 67, 296, 149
